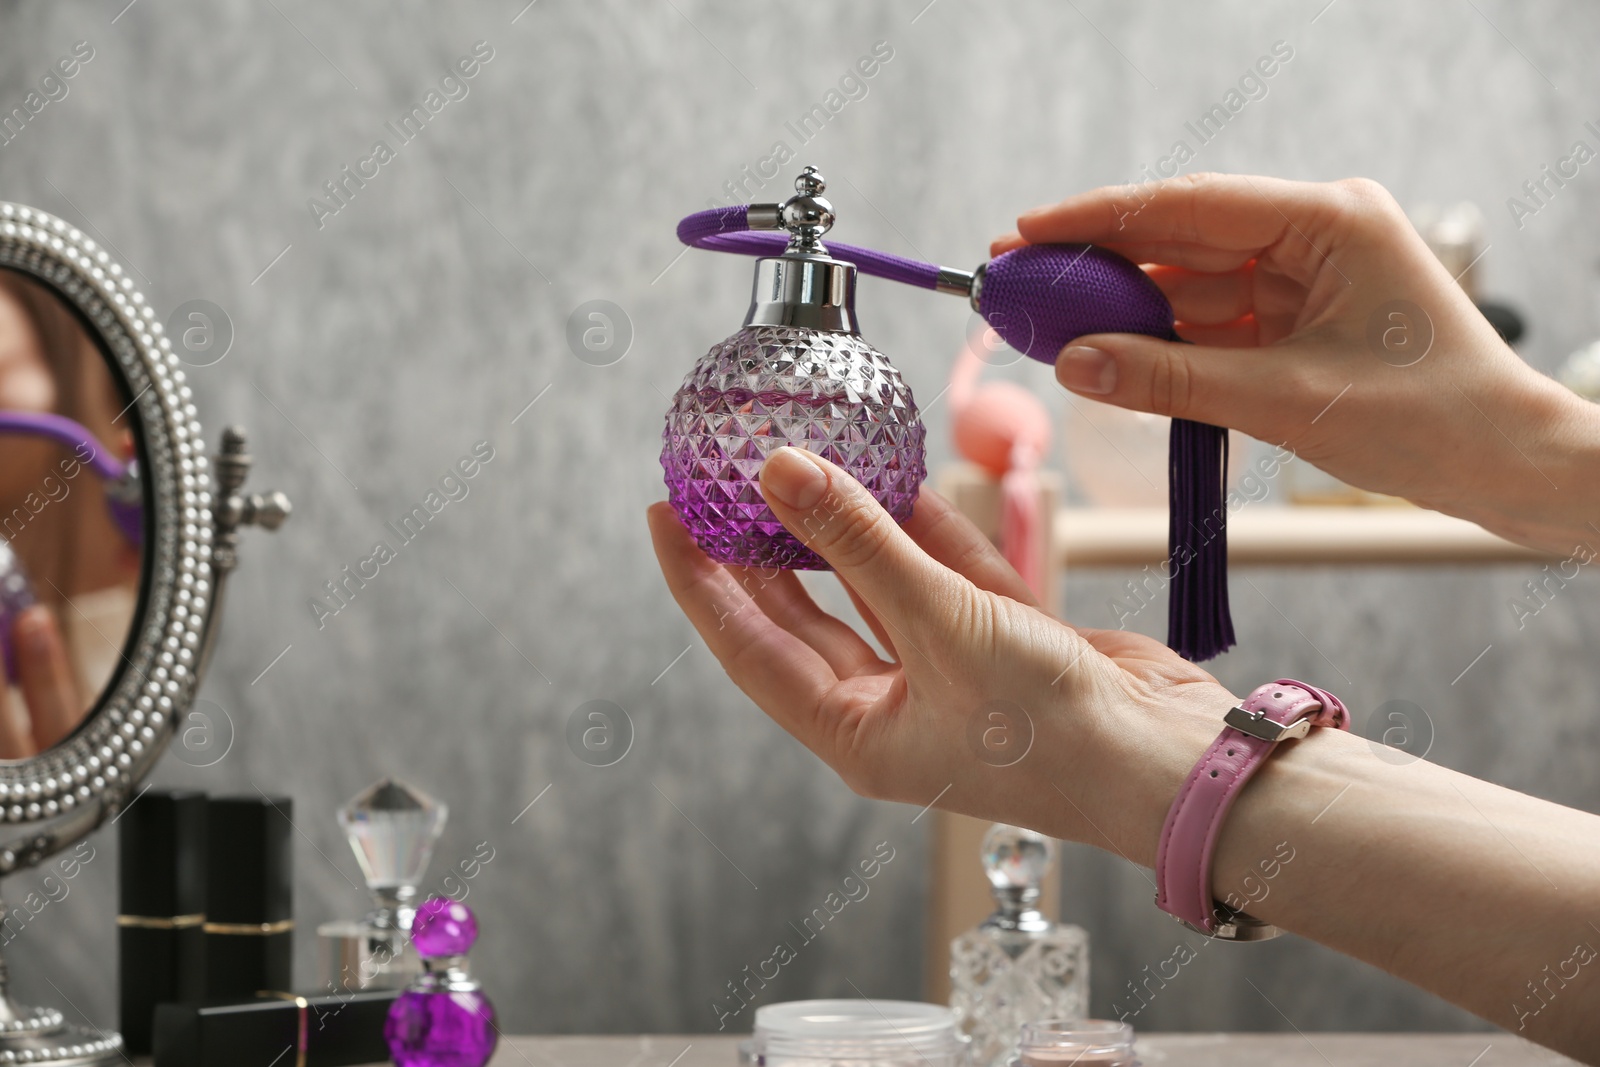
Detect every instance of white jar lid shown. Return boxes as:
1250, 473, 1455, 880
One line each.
751, 999, 966, 1062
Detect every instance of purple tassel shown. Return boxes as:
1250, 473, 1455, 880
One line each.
1167, 415, 1235, 660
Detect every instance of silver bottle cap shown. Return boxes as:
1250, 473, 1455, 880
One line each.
744, 167, 860, 335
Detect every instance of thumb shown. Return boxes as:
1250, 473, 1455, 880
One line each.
1056, 332, 1269, 429
758, 447, 966, 641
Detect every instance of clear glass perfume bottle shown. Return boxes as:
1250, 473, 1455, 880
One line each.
950, 824, 1089, 1067
318, 778, 448, 992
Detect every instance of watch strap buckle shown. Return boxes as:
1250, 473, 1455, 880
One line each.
1224, 704, 1312, 742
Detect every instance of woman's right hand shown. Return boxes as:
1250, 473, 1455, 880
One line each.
995, 173, 1600, 555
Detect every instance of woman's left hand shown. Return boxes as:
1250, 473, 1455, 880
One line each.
648, 446, 1227, 866
652, 447, 1600, 1060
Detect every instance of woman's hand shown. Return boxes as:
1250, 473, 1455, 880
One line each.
648, 446, 1229, 866
997, 173, 1600, 555
0, 603, 83, 758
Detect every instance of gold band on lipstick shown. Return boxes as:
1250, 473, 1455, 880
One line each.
202, 918, 295, 935
116, 913, 205, 929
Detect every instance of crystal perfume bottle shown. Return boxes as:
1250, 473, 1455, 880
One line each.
318, 779, 448, 992
661, 167, 926, 571
951, 824, 1089, 1067
385, 898, 498, 1067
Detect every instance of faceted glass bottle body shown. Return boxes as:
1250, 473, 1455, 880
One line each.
950, 921, 1090, 1067
661, 324, 926, 570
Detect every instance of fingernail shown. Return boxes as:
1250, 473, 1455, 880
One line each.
1058, 345, 1116, 395
762, 447, 828, 511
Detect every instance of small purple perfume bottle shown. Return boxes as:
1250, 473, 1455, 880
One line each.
385, 898, 498, 1067
661, 168, 926, 570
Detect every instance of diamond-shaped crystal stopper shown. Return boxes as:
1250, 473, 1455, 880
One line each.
338, 779, 448, 915
981, 824, 1054, 931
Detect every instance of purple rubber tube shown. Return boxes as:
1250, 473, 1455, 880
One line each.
677, 207, 943, 289
675, 209, 1236, 661
0, 411, 144, 549
0, 411, 128, 481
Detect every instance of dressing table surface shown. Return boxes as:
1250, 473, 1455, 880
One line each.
351, 1031, 1581, 1066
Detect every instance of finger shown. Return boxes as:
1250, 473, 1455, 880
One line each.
1097, 241, 1260, 274
1174, 316, 1263, 348
1016, 173, 1335, 254
758, 448, 967, 649
990, 231, 1026, 258
1138, 255, 1311, 325
0, 654, 33, 760
647, 503, 837, 740
734, 566, 886, 678
1055, 332, 1282, 431
13, 604, 80, 750
900, 487, 1038, 608
1145, 264, 1255, 325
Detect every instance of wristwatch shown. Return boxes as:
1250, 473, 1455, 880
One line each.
1154, 679, 1349, 940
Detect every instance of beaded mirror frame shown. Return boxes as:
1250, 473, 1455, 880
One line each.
0, 201, 210, 876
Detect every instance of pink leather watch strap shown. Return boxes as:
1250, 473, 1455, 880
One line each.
1154, 679, 1348, 939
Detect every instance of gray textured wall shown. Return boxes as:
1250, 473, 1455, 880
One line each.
0, 0, 1597, 1040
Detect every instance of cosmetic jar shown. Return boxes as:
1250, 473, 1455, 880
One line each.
738, 1000, 969, 1066
1009, 1019, 1136, 1066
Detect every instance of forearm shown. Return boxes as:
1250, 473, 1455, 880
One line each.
1186, 725, 1600, 1058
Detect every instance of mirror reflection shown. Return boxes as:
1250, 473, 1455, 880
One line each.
0, 270, 144, 758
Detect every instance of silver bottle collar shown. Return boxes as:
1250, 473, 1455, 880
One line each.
741, 166, 860, 335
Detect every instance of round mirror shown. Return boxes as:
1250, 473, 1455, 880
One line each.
0, 202, 286, 1066
0, 268, 147, 760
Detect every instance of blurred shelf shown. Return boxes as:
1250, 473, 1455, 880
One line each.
1057, 505, 1549, 567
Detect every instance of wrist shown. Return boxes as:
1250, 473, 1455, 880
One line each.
1449, 369, 1600, 554
1151, 679, 1351, 937
1089, 681, 1234, 869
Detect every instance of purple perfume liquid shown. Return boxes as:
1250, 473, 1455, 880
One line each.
661, 324, 926, 570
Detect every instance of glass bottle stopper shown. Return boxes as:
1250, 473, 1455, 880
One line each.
981, 823, 1055, 933
337, 778, 448, 932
